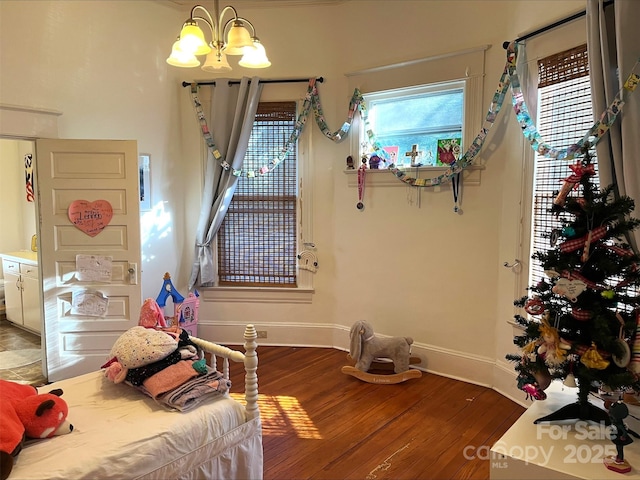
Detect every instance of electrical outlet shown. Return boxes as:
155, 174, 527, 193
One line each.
257, 330, 268, 338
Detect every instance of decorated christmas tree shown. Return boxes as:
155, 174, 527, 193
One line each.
507, 145, 640, 424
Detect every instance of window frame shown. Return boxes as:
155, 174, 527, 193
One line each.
362, 80, 466, 167
201, 96, 314, 304
529, 72, 596, 287
517, 44, 595, 290
351, 76, 484, 180
346, 45, 487, 178
217, 101, 299, 288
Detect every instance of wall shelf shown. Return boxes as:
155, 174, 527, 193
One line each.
344, 164, 485, 188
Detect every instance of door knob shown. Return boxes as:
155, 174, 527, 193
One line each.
128, 263, 138, 285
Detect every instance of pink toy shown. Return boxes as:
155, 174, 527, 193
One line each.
139, 298, 167, 328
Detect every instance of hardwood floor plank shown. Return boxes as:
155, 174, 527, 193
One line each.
229, 346, 525, 480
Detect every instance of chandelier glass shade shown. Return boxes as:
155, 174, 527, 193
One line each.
202, 51, 232, 72
239, 39, 271, 68
166, 40, 201, 68
167, 0, 270, 72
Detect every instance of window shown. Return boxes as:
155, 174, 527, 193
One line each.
217, 102, 298, 287
529, 44, 598, 286
363, 81, 464, 166
347, 46, 487, 172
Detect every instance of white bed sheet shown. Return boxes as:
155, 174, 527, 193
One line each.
10, 371, 263, 480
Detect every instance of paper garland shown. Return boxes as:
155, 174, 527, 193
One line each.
189, 44, 640, 187
190, 78, 357, 179
508, 43, 640, 160
370, 43, 639, 187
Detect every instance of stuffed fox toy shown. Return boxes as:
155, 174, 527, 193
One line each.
0, 379, 73, 480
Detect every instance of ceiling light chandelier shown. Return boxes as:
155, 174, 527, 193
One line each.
166, 0, 271, 72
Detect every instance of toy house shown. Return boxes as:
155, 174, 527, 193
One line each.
155, 272, 199, 336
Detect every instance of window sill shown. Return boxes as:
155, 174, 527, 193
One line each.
344, 164, 484, 187
200, 286, 314, 304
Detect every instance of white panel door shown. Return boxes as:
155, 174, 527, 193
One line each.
36, 139, 142, 382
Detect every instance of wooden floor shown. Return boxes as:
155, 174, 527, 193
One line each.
230, 346, 525, 480
0, 319, 46, 385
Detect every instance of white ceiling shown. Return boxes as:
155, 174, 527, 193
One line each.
166, 0, 348, 9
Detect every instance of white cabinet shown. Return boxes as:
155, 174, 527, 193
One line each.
3, 261, 22, 325
2, 255, 41, 335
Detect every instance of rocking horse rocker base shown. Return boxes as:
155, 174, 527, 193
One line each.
344, 320, 423, 384
342, 357, 423, 384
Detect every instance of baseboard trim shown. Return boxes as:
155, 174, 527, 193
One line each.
492, 360, 532, 408
198, 321, 528, 403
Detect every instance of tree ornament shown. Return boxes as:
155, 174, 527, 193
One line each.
563, 373, 577, 387
570, 307, 593, 321
560, 225, 607, 254
581, 229, 593, 262
580, 343, 610, 370
552, 278, 587, 302
564, 359, 578, 388
537, 316, 571, 366
613, 339, 631, 368
562, 226, 576, 237
536, 280, 550, 292
516, 371, 547, 401
612, 312, 631, 369
544, 269, 560, 278
601, 290, 616, 300
533, 365, 552, 390
553, 161, 596, 207
524, 296, 545, 315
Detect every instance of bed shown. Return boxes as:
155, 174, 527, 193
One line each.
9, 325, 262, 480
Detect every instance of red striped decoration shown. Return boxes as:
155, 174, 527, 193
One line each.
560, 226, 607, 253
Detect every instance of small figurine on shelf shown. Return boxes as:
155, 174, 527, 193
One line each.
368, 155, 382, 169
604, 399, 640, 473
346, 155, 355, 169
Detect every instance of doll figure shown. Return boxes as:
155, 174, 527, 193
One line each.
604, 400, 640, 473
537, 316, 571, 366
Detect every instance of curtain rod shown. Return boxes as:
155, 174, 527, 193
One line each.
502, 0, 614, 49
182, 77, 323, 88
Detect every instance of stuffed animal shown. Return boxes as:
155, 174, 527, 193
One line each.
349, 320, 414, 374
0, 379, 73, 480
139, 297, 167, 329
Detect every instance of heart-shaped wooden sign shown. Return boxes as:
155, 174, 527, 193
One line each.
68, 200, 113, 237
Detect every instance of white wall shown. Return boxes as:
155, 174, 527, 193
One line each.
0, 0, 589, 403
0, 140, 24, 254
0, 139, 37, 252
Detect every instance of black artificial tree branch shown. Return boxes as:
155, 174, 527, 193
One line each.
507, 146, 640, 424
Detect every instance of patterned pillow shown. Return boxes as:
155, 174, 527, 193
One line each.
110, 326, 178, 368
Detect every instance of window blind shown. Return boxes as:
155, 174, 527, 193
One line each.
530, 43, 598, 284
217, 102, 298, 287
537, 45, 590, 88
